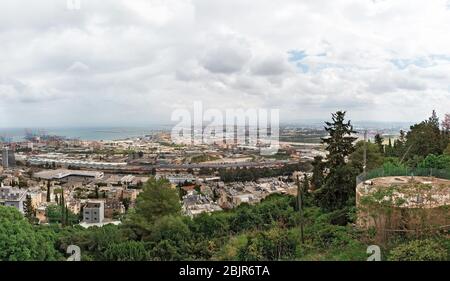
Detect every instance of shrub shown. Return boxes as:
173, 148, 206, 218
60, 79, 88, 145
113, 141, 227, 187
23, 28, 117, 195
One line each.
388, 239, 448, 261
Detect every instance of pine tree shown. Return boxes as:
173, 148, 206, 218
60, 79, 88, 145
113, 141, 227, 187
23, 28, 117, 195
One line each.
315, 111, 358, 212
24, 194, 35, 223
393, 130, 406, 157
374, 133, 384, 154
60, 189, 65, 226
406, 111, 443, 158
296, 175, 305, 244
311, 156, 325, 190
321, 111, 357, 168
302, 174, 310, 198
429, 109, 439, 129
385, 138, 393, 156
65, 206, 69, 226
46, 181, 51, 202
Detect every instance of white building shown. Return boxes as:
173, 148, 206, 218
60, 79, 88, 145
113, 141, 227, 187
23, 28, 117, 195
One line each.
82, 200, 105, 224
0, 186, 27, 213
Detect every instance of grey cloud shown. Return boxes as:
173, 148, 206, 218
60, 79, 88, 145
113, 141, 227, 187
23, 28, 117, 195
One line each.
201, 46, 251, 74
250, 55, 292, 76
0, 77, 64, 103
1, 0, 450, 127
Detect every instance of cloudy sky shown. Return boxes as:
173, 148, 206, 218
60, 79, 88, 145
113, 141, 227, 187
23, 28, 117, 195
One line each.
1, 0, 450, 128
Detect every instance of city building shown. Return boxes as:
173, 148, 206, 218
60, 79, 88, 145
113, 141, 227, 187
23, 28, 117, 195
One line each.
0, 186, 26, 213
34, 169, 104, 182
1, 147, 16, 168
104, 198, 125, 218
82, 200, 105, 223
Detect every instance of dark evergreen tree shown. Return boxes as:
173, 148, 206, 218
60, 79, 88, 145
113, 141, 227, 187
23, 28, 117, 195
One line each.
315, 111, 358, 212
311, 156, 325, 190
374, 133, 384, 154
392, 130, 407, 157
349, 141, 384, 173
429, 109, 439, 128
60, 189, 65, 226
321, 111, 357, 168
23, 194, 35, 223
406, 111, 443, 158
46, 181, 51, 202
65, 206, 69, 226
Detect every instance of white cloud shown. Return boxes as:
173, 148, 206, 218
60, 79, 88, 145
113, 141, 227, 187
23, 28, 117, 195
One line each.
1, 0, 450, 127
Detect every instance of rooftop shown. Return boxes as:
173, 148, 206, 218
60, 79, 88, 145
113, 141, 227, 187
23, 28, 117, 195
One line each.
34, 169, 104, 180
357, 176, 450, 209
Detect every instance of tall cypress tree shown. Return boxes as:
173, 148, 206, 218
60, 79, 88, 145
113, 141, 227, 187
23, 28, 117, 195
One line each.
24, 194, 35, 223
302, 174, 310, 196
65, 206, 69, 226
374, 133, 384, 154
60, 189, 65, 226
315, 111, 358, 212
46, 181, 51, 202
321, 111, 357, 169
296, 175, 305, 244
311, 156, 325, 190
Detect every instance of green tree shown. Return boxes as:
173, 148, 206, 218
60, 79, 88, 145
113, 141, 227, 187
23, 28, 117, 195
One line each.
122, 197, 131, 211
104, 241, 148, 261
406, 111, 444, 158
374, 133, 384, 154
237, 228, 297, 261
315, 165, 358, 212
60, 189, 66, 226
321, 111, 357, 168
311, 156, 325, 190
149, 240, 182, 261
391, 130, 407, 158
46, 181, 51, 202
444, 143, 450, 155
46, 205, 78, 225
388, 239, 447, 261
349, 141, 384, 173
315, 111, 357, 212
23, 194, 36, 224
0, 206, 61, 261
418, 154, 450, 170
149, 215, 191, 251
133, 177, 181, 224
429, 109, 439, 128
